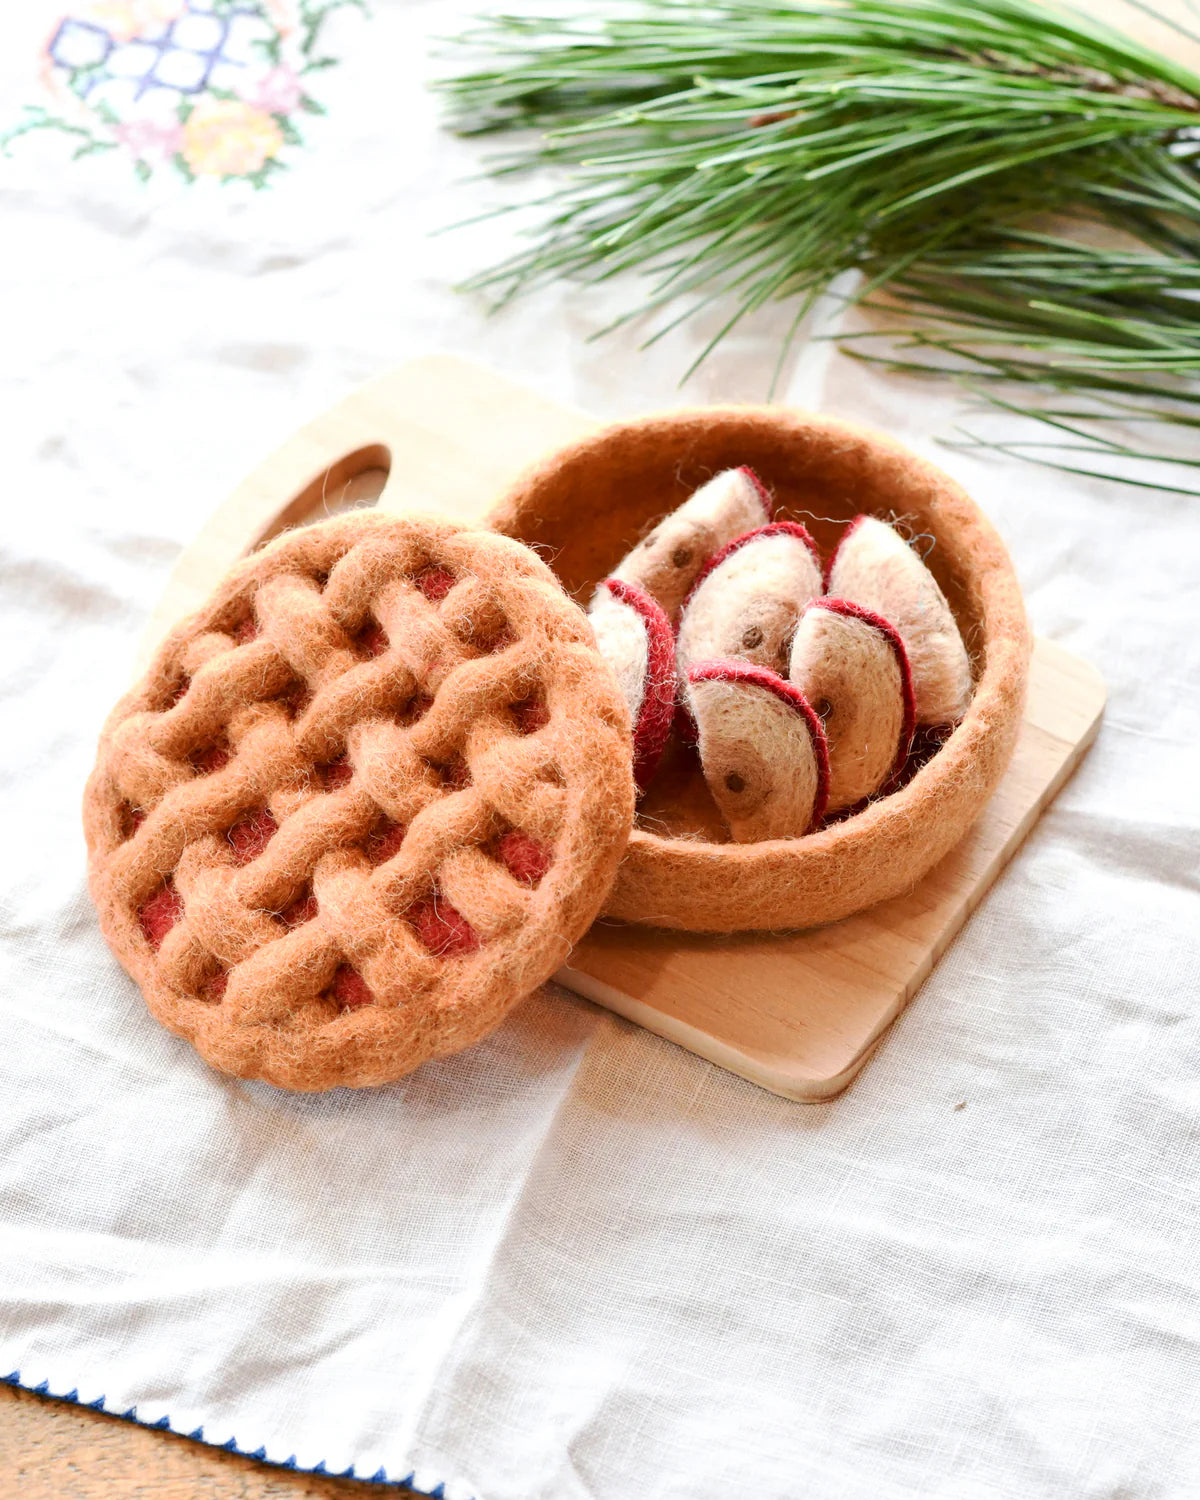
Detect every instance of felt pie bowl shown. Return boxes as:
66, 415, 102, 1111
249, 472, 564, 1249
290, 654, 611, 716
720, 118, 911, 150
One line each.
486, 406, 1031, 934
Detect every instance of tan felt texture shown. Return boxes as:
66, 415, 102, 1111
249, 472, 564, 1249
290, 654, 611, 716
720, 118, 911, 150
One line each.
610, 466, 770, 618
84, 511, 636, 1090
675, 523, 823, 684
828, 514, 973, 726
790, 602, 911, 812
687, 667, 827, 842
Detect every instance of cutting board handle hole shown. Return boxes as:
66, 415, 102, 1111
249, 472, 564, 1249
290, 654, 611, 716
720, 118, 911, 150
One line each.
253, 442, 391, 551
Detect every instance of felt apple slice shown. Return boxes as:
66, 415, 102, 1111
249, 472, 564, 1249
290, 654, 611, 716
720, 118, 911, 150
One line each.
826, 515, 972, 725
789, 598, 916, 813
686, 661, 829, 843
611, 466, 772, 618
588, 577, 676, 789
676, 521, 823, 685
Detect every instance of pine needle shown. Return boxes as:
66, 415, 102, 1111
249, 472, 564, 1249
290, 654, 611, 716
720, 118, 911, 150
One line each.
437, 0, 1200, 492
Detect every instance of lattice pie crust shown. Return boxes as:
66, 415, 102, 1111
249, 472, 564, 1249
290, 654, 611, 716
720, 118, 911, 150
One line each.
84, 513, 635, 1090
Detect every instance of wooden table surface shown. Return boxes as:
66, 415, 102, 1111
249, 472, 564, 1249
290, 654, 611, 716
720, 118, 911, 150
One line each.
0, 1382, 407, 1499
5, 1, 1194, 1495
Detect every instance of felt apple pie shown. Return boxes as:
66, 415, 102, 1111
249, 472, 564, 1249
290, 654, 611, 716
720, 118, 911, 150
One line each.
84, 513, 636, 1090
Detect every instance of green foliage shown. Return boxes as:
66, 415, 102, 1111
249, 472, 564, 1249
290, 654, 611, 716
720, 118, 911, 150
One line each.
439, 0, 1200, 491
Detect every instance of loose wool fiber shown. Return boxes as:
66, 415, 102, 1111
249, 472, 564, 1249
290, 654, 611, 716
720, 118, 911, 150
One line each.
611, 466, 771, 618
827, 515, 973, 726
789, 599, 916, 813
588, 577, 675, 789
83, 512, 636, 1090
687, 662, 829, 843
675, 522, 822, 687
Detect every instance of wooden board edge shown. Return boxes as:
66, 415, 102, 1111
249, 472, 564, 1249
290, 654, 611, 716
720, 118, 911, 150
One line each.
806, 663, 1106, 1098
559, 650, 1107, 1102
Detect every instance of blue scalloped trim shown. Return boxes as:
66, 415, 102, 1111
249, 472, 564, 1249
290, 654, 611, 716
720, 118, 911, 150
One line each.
2, 1368, 463, 1497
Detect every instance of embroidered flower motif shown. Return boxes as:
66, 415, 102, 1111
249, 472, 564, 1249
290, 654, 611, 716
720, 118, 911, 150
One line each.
115, 116, 183, 162
3, 0, 364, 187
239, 64, 303, 116
182, 97, 283, 178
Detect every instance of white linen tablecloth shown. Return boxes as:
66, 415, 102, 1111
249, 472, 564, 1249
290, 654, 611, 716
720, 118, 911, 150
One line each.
3, 3, 1200, 1496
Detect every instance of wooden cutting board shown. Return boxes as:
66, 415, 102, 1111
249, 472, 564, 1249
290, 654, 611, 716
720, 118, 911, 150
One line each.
142, 356, 1106, 1101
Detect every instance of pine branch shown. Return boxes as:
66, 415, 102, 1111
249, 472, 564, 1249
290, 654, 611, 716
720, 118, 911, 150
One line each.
438, 0, 1200, 492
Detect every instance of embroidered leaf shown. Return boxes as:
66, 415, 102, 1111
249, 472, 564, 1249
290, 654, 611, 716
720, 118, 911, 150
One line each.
72, 137, 117, 161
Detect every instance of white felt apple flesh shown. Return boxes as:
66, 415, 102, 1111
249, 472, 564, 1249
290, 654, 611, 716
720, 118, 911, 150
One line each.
675, 522, 823, 687
611, 466, 772, 618
588, 577, 676, 789
789, 598, 916, 813
826, 515, 972, 725
686, 661, 829, 843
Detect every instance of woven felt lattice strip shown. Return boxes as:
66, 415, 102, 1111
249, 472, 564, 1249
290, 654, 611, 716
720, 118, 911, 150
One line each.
84, 513, 635, 1090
